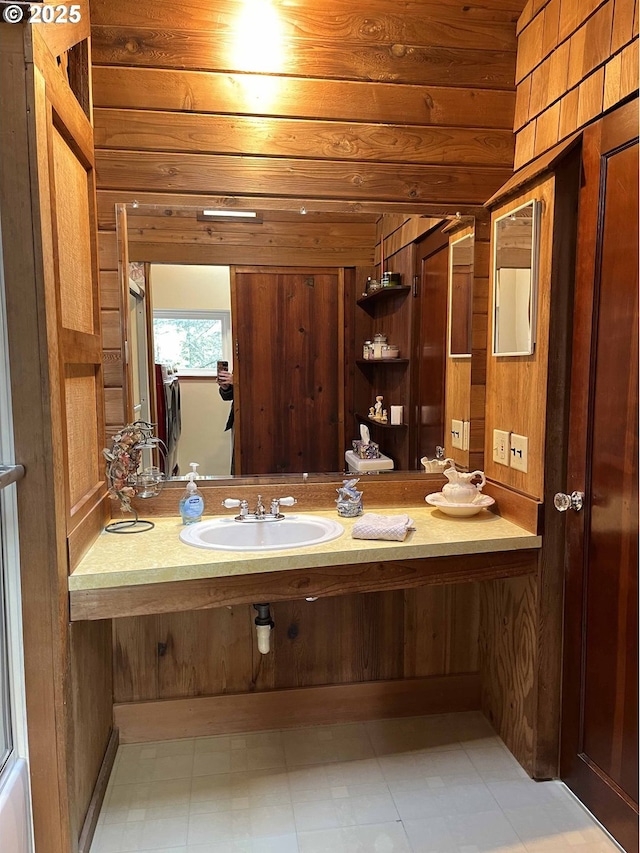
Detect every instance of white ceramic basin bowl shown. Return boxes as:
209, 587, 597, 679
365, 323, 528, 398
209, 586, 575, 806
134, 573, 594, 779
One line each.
179, 515, 345, 552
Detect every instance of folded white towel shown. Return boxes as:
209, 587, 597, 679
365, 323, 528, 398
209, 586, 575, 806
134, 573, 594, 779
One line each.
351, 512, 415, 542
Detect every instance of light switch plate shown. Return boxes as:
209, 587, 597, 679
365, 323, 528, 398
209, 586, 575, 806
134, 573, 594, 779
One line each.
462, 420, 470, 452
451, 419, 464, 450
510, 433, 528, 473
493, 429, 510, 466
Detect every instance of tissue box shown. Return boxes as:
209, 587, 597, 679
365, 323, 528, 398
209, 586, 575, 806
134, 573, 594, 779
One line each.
345, 450, 394, 473
352, 440, 380, 459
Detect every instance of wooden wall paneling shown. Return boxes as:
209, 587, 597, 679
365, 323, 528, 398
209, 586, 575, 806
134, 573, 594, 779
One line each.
514, 0, 637, 167
577, 68, 606, 128
90, 29, 516, 89
514, 121, 537, 170
558, 87, 580, 139
113, 615, 160, 703
156, 607, 255, 699
90, 0, 521, 45
91, 67, 518, 129
479, 575, 537, 774
70, 620, 113, 836
403, 584, 480, 677
95, 151, 512, 208
130, 242, 374, 268
112, 585, 479, 706
269, 592, 405, 689
93, 109, 515, 168
484, 176, 555, 500
534, 101, 561, 155
99, 270, 119, 310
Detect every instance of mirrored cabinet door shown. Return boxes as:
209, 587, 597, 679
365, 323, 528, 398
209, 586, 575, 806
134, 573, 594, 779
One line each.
492, 199, 541, 357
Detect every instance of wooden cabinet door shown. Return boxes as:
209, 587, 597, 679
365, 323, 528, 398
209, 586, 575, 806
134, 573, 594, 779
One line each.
561, 99, 638, 853
231, 267, 342, 475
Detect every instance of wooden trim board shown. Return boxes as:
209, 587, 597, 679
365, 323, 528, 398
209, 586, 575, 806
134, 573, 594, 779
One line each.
78, 728, 119, 853
114, 674, 481, 743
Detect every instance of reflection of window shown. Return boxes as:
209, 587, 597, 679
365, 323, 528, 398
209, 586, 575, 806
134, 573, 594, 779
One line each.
153, 310, 231, 375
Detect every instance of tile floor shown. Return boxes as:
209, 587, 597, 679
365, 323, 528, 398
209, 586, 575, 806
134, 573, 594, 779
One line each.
91, 712, 623, 853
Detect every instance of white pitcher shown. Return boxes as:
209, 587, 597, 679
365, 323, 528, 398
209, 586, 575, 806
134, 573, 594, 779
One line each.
441, 466, 486, 503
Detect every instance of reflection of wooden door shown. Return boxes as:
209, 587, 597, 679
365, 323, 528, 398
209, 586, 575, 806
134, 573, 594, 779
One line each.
413, 230, 449, 466
561, 100, 638, 853
231, 267, 341, 475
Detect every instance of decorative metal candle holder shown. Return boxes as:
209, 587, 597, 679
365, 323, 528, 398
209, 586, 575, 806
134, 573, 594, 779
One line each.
103, 421, 166, 533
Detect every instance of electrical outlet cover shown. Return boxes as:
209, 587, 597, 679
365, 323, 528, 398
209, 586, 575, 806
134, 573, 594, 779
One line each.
493, 429, 510, 465
510, 433, 528, 473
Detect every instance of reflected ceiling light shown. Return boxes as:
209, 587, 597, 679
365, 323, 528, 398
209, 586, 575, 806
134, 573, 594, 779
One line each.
201, 210, 258, 218
231, 0, 285, 74
197, 210, 263, 223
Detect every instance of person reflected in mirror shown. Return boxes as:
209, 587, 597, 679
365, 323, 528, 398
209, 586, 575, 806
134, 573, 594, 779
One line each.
217, 368, 235, 474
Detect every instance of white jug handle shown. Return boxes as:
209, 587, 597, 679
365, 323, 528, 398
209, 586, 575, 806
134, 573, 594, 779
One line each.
470, 470, 486, 489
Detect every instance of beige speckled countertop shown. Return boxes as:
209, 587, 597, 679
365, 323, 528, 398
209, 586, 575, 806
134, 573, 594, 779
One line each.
70, 506, 541, 591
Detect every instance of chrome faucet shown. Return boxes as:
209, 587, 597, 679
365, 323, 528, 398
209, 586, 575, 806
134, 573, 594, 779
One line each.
221, 495, 297, 522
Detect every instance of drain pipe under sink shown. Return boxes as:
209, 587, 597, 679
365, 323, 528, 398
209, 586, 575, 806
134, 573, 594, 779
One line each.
253, 603, 274, 654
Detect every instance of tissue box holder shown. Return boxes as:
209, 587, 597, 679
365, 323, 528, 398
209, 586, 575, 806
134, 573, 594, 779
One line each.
352, 440, 380, 459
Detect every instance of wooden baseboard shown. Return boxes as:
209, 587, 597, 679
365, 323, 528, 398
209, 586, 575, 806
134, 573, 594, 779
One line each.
78, 728, 119, 853
115, 674, 480, 743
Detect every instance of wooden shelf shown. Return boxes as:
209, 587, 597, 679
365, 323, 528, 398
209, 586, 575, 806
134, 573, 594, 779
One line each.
357, 285, 411, 307
356, 358, 409, 366
355, 413, 407, 429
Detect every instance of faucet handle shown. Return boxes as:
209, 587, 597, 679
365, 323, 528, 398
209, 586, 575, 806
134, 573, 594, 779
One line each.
222, 498, 241, 508
278, 496, 297, 506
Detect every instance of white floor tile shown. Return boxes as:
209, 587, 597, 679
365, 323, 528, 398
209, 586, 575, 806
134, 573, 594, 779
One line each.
92, 714, 624, 853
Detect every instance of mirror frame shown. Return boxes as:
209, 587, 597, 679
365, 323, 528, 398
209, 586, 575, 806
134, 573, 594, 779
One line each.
447, 231, 474, 358
491, 199, 541, 358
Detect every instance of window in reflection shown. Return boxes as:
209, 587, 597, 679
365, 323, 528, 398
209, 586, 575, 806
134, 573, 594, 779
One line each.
492, 200, 540, 356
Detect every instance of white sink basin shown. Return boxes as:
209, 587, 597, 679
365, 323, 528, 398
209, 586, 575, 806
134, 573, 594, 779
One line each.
179, 515, 345, 552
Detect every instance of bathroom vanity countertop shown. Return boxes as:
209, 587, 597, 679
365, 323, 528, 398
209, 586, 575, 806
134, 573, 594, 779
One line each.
70, 506, 541, 592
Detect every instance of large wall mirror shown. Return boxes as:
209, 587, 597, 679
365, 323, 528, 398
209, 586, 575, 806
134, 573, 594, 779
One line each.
122, 206, 476, 482
492, 199, 540, 357
448, 232, 474, 358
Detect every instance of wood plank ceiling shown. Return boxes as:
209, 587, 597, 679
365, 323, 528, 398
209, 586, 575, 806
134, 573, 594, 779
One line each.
90, 0, 527, 230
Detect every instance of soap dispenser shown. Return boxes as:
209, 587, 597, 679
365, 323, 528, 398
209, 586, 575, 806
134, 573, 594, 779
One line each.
179, 462, 204, 524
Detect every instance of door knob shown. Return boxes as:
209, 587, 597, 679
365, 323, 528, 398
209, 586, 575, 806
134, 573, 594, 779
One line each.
553, 491, 584, 512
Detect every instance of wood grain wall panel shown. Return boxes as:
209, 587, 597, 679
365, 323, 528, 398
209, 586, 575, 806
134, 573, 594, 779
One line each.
65, 368, 100, 510
52, 127, 95, 335
156, 608, 254, 699
99, 270, 119, 310
90, 0, 521, 47
98, 231, 117, 270
112, 587, 481, 703
129, 241, 373, 268
91, 28, 516, 89
484, 176, 555, 499
92, 67, 518, 130
70, 620, 113, 837
479, 575, 537, 774
514, 0, 638, 166
95, 151, 512, 208
94, 110, 515, 168
113, 616, 160, 703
